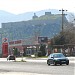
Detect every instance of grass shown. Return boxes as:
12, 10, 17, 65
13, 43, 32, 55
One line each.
14, 59, 26, 62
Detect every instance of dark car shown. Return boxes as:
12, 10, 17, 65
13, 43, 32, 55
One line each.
7, 55, 15, 61
47, 53, 69, 66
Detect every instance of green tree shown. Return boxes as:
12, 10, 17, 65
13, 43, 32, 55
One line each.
40, 44, 46, 56
13, 48, 18, 57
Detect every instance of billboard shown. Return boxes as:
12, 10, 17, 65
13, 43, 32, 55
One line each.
38, 37, 48, 43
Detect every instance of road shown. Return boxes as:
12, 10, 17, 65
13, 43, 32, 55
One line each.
0, 57, 74, 75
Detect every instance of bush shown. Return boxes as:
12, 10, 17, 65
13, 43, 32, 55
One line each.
37, 51, 42, 57
40, 44, 46, 56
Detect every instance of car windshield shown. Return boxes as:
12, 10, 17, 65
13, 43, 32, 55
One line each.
53, 54, 65, 58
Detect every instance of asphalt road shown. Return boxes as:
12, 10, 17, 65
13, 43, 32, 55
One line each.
0, 57, 74, 75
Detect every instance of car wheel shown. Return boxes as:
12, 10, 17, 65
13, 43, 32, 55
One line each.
66, 61, 69, 65
54, 61, 57, 65
47, 60, 50, 66
60, 63, 62, 65
66, 62, 69, 65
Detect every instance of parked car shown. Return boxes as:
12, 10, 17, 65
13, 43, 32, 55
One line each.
47, 53, 69, 66
7, 55, 15, 61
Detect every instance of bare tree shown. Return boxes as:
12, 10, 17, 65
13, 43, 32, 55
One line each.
53, 13, 75, 45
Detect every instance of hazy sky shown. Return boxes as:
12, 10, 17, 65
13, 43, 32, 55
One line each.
0, 0, 75, 14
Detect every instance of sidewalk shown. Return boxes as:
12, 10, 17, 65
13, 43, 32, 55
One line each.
16, 57, 75, 63
67, 57, 75, 60
0, 57, 75, 62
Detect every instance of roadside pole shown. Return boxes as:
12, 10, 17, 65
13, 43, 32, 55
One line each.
20, 50, 24, 61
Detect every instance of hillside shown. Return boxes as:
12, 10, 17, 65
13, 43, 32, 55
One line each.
1, 12, 68, 41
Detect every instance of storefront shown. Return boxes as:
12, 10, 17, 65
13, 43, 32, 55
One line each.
8, 39, 39, 56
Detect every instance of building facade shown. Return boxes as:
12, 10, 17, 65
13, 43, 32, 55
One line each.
8, 38, 39, 56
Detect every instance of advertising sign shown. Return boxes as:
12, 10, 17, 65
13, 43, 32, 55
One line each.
2, 38, 8, 43
2, 38, 8, 57
2, 42, 8, 57
38, 37, 48, 43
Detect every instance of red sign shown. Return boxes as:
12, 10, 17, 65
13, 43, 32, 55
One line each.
9, 40, 22, 45
15, 40, 21, 44
2, 42, 8, 57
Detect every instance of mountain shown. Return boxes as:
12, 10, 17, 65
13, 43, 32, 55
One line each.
0, 9, 68, 28
1, 11, 68, 41
0, 10, 16, 27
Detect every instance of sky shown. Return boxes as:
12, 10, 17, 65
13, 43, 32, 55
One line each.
0, 0, 75, 14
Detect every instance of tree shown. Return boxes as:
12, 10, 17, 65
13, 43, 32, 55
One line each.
67, 13, 75, 23
13, 48, 18, 57
40, 44, 46, 56
51, 13, 75, 45
52, 32, 66, 45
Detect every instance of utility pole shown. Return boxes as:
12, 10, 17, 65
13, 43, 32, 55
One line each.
59, 8, 67, 45
59, 8, 67, 33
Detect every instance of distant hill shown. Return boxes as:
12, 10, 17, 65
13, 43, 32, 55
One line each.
1, 12, 68, 41
0, 9, 69, 28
